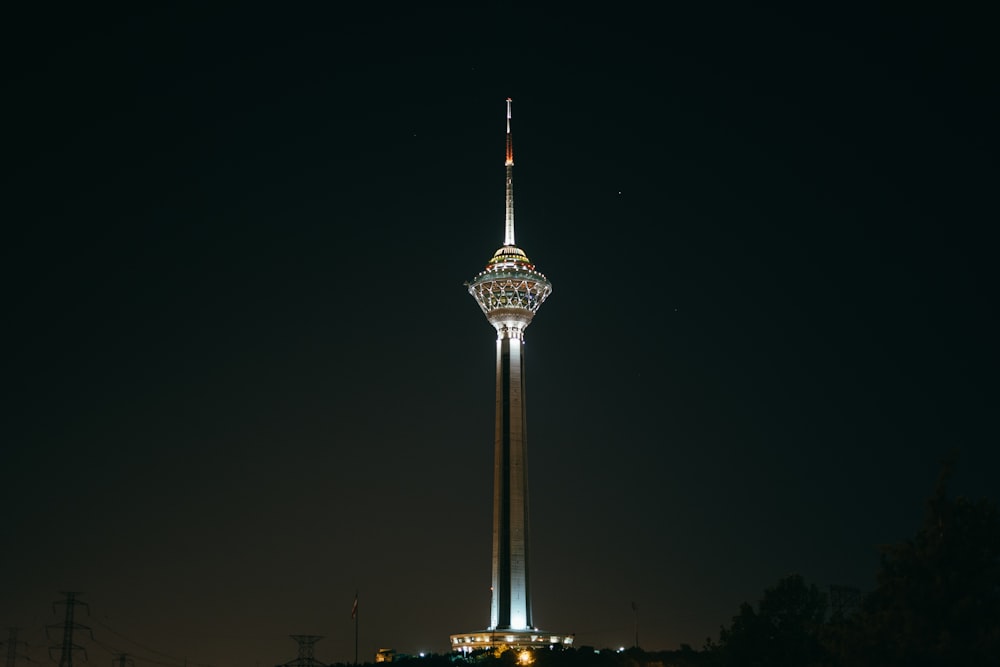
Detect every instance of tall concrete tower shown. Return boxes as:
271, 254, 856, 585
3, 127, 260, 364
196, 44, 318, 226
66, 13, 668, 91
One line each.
450, 100, 573, 654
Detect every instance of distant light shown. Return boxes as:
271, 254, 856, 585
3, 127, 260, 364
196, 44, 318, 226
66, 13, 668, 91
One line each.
419, 653, 425, 658
618, 647, 625, 653
518, 650, 533, 665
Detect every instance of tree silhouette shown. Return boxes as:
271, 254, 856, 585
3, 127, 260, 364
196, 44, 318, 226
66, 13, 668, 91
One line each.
839, 461, 1000, 666
711, 574, 828, 667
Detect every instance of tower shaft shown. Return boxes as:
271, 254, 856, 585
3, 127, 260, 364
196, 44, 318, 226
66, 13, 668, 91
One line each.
491, 333, 531, 630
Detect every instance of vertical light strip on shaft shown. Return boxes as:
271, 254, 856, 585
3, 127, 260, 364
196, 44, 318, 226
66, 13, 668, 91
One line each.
491, 337, 507, 629
507, 336, 531, 630
504, 98, 515, 246
492, 333, 532, 630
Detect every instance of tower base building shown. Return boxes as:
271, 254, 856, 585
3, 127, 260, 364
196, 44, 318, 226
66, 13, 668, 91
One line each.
450, 631, 575, 655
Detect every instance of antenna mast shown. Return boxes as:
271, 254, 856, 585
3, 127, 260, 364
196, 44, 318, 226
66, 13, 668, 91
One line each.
504, 98, 515, 247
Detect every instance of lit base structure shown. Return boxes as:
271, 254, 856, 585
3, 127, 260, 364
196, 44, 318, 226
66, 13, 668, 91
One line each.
449, 630, 574, 655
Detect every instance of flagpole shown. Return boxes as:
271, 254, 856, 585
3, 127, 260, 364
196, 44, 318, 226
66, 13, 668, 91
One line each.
632, 601, 639, 649
353, 591, 359, 666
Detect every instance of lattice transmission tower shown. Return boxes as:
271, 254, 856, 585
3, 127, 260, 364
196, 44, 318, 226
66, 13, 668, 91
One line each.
3, 628, 28, 667
276, 636, 326, 667
47, 592, 92, 667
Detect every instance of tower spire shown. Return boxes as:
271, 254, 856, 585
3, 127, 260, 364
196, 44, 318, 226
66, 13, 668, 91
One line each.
504, 97, 515, 247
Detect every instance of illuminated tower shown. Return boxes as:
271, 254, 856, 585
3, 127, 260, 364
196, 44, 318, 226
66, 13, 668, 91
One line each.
450, 100, 573, 654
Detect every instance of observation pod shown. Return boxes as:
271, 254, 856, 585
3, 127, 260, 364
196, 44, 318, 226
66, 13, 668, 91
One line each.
468, 244, 553, 339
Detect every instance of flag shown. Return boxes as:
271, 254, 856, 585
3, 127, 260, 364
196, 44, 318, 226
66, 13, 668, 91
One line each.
351, 594, 358, 620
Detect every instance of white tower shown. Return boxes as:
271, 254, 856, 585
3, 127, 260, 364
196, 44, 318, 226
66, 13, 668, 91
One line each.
450, 99, 572, 654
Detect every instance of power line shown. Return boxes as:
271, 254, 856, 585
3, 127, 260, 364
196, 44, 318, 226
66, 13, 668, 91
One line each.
89, 622, 175, 663
87, 636, 121, 657
88, 638, 180, 667
90, 618, 217, 667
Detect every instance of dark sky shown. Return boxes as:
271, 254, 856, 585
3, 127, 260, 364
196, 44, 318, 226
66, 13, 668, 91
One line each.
3, 4, 997, 665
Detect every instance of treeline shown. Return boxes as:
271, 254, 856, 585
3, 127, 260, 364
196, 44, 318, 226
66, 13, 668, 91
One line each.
380, 462, 1000, 667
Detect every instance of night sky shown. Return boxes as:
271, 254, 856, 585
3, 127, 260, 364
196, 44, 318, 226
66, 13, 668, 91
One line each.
4, 5, 997, 666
